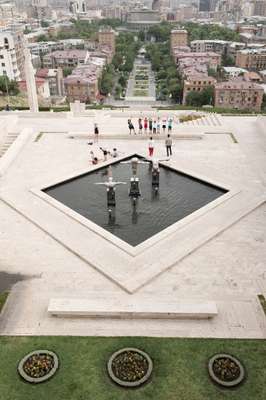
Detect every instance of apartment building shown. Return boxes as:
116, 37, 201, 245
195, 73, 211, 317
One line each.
64, 64, 99, 103
191, 40, 229, 55
215, 81, 263, 111
43, 49, 89, 68
236, 48, 266, 71
0, 26, 25, 80
170, 29, 188, 52
98, 27, 116, 55
183, 75, 216, 105
174, 51, 221, 72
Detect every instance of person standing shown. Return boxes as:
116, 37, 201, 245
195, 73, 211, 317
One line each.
149, 117, 153, 134
168, 117, 173, 132
148, 137, 155, 157
152, 119, 157, 134
94, 123, 99, 143
162, 117, 167, 133
165, 134, 172, 157
138, 118, 143, 134
144, 117, 148, 133
157, 118, 161, 134
128, 119, 136, 135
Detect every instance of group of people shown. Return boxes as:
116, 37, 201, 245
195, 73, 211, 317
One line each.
128, 116, 173, 135
90, 118, 173, 164
90, 147, 119, 165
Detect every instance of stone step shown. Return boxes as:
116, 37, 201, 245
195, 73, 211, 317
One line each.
48, 297, 218, 319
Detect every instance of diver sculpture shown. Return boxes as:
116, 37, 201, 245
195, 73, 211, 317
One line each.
121, 157, 149, 198
94, 170, 126, 207
146, 157, 170, 188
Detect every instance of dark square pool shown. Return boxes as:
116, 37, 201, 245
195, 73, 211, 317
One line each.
43, 155, 227, 246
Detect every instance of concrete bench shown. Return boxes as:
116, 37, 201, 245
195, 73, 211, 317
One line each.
48, 298, 217, 319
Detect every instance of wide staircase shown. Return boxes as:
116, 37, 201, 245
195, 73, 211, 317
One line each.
0, 132, 20, 158
180, 113, 222, 127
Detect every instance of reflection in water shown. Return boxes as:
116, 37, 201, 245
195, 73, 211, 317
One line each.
108, 207, 116, 226
151, 186, 159, 200
131, 202, 138, 225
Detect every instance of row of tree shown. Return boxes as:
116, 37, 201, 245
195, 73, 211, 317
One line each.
145, 42, 182, 102
99, 33, 140, 97
145, 21, 241, 44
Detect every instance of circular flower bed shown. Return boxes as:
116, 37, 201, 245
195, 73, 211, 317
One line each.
18, 350, 59, 383
208, 353, 245, 388
107, 347, 153, 388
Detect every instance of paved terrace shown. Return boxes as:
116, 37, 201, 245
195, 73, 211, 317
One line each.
0, 111, 265, 338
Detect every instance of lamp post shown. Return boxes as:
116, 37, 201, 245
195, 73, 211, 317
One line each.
4, 75, 10, 105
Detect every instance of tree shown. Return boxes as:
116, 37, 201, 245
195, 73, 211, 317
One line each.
37, 34, 49, 42
63, 67, 73, 77
201, 86, 215, 106
41, 20, 50, 28
118, 75, 127, 88
186, 91, 203, 107
207, 67, 217, 78
169, 82, 182, 102
186, 86, 215, 107
222, 54, 235, 66
0, 76, 19, 95
138, 31, 145, 42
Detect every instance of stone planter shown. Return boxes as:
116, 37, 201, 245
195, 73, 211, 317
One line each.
18, 350, 59, 383
208, 353, 245, 388
107, 347, 153, 388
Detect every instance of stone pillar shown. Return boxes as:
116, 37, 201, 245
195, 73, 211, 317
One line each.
24, 47, 39, 113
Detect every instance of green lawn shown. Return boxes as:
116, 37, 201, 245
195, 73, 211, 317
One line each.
0, 292, 9, 313
0, 337, 265, 400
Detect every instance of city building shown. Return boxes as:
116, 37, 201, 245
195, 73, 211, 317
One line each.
0, 26, 25, 80
259, 69, 266, 82
126, 9, 161, 30
191, 40, 229, 55
0, 2, 16, 19
29, 0, 52, 19
236, 48, 266, 71
98, 27, 115, 55
175, 6, 197, 21
69, 0, 86, 14
18, 76, 50, 99
199, 0, 211, 12
183, 75, 216, 105
43, 49, 90, 68
36, 67, 64, 96
174, 51, 221, 72
170, 29, 188, 52
64, 64, 99, 103
222, 66, 248, 79
215, 80, 263, 111
254, 0, 266, 16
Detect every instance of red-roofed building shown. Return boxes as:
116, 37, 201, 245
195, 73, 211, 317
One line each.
18, 77, 50, 99
36, 68, 64, 96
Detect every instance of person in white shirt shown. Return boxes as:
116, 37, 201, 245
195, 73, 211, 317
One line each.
148, 137, 155, 157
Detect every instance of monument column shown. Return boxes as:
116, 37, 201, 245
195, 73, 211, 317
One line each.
24, 46, 39, 113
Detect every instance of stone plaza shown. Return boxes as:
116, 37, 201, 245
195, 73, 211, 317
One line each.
0, 109, 266, 339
